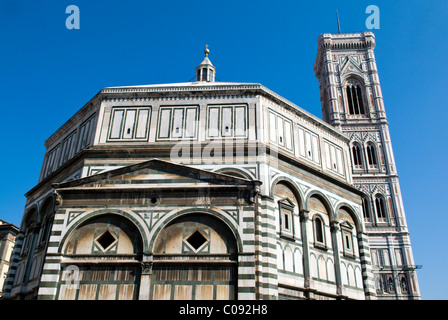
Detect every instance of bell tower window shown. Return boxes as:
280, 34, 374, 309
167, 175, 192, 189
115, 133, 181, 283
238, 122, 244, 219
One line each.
375, 196, 387, 222
362, 197, 371, 222
346, 80, 365, 115
366, 143, 377, 167
352, 144, 363, 168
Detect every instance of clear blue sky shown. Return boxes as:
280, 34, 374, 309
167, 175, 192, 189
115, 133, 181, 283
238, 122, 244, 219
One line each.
0, 0, 446, 299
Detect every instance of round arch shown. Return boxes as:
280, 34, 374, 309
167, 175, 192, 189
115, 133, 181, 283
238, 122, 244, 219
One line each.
350, 140, 363, 149
215, 167, 254, 180
371, 192, 391, 221
342, 74, 368, 116
58, 209, 148, 254
334, 203, 364, 233
304, 190, 335, 220
148, 208, 243, 254
149, 210, 239, 300
20, 205, 39, 232
270, 176, 304, 210
57, 211, 145, 301
350, 141, 364, 168
39, 195, 55, 219
341, 73, 365, 86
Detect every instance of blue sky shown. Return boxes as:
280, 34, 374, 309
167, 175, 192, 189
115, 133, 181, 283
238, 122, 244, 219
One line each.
0, 0, 446, 299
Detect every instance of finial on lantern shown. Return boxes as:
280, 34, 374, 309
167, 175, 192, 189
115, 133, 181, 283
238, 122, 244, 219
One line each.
196, 44, 215, 82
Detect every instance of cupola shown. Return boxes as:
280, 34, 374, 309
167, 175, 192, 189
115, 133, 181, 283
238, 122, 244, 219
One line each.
195, 45, 216, 82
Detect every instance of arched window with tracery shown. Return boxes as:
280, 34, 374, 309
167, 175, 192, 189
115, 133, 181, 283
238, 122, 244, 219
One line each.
375, 195, 387, 222
366, 143, 377, 167
345, 79, 365, 115
351, 143, 363, 168
399, 275, 409, 294
362, 196, 371, 222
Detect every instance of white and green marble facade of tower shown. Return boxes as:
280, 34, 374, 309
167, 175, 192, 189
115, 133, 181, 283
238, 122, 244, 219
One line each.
314, 32, 421, 299
4, 44, 384, 300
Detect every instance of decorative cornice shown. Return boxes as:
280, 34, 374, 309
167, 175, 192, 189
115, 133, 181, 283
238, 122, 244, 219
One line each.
101, 83, 263, 94
314, 32, 376, 77
317, 32, 376, 51
103, 94, 256, 102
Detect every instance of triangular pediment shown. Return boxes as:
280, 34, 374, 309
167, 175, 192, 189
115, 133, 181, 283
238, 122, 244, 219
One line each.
278, 197, 295, 207
53, 159, 259, 191
341, 220, 355, 230
340, 56, 364, 75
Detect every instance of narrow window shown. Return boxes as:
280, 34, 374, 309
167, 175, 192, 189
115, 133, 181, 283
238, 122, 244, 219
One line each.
284, 212, 290, 231
279, 203, 293, 236
345, 235, 351, 250
352, 86, 360, 114
342, 227, 354, 256
400, 275, 409, 293
352, 145, 362, 167
315, 217, 324, 244
367, 144, 377, 166
346, 83, 365, 115
356, 86, 365, 114
387, 275, 395, 293
375, 196, 387, 220
362, 197, 371, 220
347, 87, 355, 114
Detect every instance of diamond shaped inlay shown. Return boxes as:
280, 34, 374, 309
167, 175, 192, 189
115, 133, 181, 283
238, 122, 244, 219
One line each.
96, 230, 117, 251
186, 230, 208, 251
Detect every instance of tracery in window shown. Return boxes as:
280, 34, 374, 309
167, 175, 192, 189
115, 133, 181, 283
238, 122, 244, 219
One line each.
399, 275, 409, 294
362, 197, 371, 221
346, 80, 365, 115
366, 143, 377, 167
352, 144, 363, 168
375, 196, 387, 222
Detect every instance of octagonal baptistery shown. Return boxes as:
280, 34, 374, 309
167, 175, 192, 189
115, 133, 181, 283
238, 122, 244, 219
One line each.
4, 49, 376, 301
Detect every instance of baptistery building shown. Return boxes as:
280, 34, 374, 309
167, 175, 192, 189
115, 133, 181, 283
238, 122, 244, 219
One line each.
3, 32, 421, 300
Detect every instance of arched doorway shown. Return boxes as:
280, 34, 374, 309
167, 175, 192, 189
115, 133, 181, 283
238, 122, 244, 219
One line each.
151, 214, 238, 300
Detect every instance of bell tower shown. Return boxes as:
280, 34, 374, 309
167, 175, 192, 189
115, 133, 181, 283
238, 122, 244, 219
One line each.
314, 32, 421, 299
